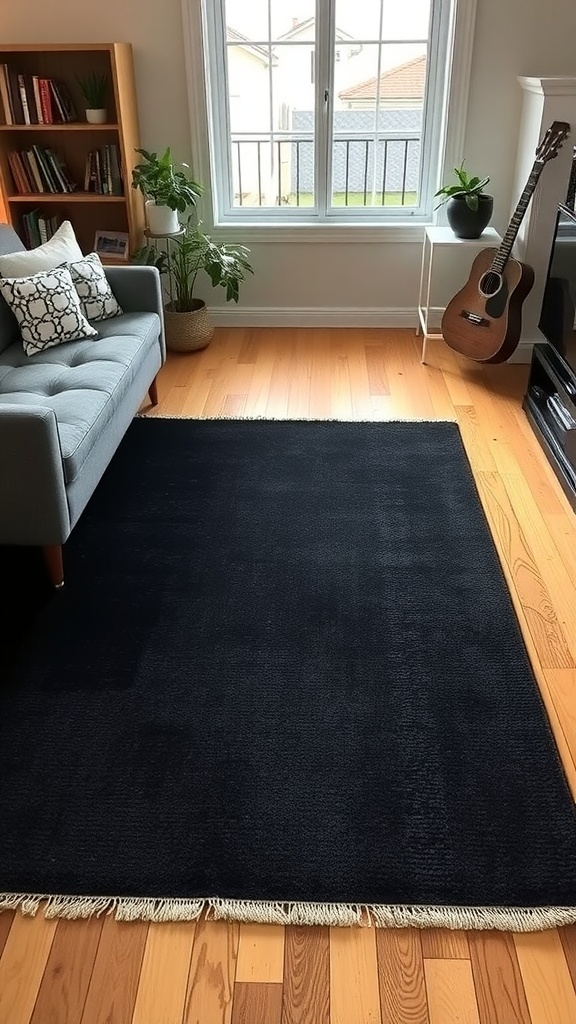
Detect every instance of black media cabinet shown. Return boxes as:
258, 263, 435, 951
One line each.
523, 342, 576, 510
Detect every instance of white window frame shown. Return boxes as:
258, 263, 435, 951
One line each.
182, 0, 477, 241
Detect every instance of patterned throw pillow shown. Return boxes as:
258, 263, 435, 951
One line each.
0, 267, 98, 357
64, 252, 123, 322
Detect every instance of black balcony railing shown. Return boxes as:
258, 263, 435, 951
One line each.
232, 134, 421, 207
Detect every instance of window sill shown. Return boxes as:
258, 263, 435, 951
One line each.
209, 221, 430, 244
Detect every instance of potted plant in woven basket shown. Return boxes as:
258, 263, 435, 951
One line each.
134, 218, 253, 352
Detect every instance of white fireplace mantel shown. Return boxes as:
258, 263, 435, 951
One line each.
512, 76, 576, 355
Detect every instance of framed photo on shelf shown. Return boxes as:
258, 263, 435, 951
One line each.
94, 230, 129, 262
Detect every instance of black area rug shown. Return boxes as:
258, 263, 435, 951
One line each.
2, 419, 576, 929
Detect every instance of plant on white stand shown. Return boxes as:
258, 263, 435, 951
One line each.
132, 148, 203, 236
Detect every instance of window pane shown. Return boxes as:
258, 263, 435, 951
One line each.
231, 137, 315, 209
333, 43, 426, 208
272, 44, 315, 207
225, 0, 269, 41
381, 0, 431, 40
224, 0, 316, 42
334, 0, 431, 41
271, 1, 316, 41
228, 46, 271, 134
335, 43, 380, 133
334, 0, 383, 41
227, 39, 316, 208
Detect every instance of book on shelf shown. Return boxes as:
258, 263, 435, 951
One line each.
7, 67, 23, 124
46, 147, 75, 192
25, 149, 44, 192
49, 80, 76, 123
35, 146, 62, 192
38, 78, 53, 123
18, 74, 39, 126
9, 145, 76, 194
0, 66, 12, 125
32, 78, 44, 125
20, 209, 61, 249
0, 64, 77, 125
8, 151, 31, 193
85, 144, 124, 195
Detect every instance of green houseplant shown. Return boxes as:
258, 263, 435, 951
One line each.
134, 217, 254, 351
435, 163, 493, 239
76, 73, 108, 124
132, 148, 203, 235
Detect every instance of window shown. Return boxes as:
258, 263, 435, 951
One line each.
200, 0, 455, 224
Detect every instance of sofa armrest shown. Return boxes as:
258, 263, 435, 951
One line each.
105, 265, 166, 360
0, 405, 70, 546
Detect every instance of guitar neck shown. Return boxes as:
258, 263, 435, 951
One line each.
492, 160, 544, 272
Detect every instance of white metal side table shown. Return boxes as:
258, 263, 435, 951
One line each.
417, 226, 502, 363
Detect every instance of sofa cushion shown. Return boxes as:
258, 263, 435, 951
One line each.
0, 312, 161, 484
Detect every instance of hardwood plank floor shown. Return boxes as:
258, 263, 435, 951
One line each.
2, 328, 576, 1024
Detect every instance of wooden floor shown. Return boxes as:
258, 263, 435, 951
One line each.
2, 328, 576, 1024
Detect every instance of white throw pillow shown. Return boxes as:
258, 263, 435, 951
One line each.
0, 221, 83, 279
64, 252, 123, 322
0, 267, 98, 356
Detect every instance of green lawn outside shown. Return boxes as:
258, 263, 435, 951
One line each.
286, 192, 418, 208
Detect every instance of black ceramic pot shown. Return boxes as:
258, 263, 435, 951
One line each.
446, 194, 494, 239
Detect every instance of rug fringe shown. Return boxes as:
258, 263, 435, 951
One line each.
207, 899, 364, 927
137, 414, 457, 423
2, 893, 576, 930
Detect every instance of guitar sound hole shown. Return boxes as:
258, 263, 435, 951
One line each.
479, 271, 502, 297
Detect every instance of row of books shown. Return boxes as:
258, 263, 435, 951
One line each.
20, 210, 61, 250
0, 65, 76, 125
8, 146, 76, 195
84, 145, 123, 196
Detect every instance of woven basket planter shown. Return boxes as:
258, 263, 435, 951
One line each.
164, 300, 215, 353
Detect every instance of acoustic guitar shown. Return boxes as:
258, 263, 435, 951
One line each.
441, 120, 571, 363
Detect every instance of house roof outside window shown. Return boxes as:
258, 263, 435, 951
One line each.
339, 54, 426, 104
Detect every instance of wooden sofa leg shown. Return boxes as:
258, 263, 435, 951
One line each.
43, 545, 64, 589
148, 376, 159, 406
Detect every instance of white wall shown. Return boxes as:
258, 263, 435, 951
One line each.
0, 0, 192, 161
2, 0, 576, 317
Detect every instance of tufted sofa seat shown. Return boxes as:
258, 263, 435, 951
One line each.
0, 224, 165, 585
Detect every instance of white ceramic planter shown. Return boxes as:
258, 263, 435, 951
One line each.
86, 108, 107, 124
145, 201, 180, 236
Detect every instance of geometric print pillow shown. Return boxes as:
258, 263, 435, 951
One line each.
64, 252, 123, 322
0, 267, 98, 357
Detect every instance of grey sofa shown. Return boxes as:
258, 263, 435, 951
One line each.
0, 224, 165, 586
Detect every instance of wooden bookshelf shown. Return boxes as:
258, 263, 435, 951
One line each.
0, 43, 144, 255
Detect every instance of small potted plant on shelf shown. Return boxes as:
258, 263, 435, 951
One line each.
131, 148, 203, 235
134, 217, 254, 352
76, 73, 109, 124
435, 162, 493, 239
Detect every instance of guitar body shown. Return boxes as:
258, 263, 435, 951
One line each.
441, 248, 535, 363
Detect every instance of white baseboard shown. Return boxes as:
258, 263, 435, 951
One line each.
208, 306, 417, 328
208, 306, 536, 364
